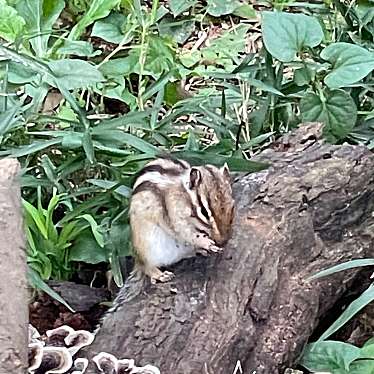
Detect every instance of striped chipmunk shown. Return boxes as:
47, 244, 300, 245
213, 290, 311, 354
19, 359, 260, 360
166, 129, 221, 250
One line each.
129, 157, 235, 284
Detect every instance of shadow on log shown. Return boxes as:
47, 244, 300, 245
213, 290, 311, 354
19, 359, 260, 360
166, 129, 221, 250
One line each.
0, 159, 27, 374
83, 123, 374, 374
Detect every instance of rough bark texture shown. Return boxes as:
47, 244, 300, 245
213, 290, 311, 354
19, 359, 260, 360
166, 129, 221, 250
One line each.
0, 159, 28, 373
84, 123, 374, 374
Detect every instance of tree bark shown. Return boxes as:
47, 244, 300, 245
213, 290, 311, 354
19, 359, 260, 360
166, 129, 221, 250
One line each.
84, 123, 374, 374
0, 159, 28, 373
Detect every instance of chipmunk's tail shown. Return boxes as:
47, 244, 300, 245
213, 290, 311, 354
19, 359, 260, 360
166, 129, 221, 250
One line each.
93, 269, 147, 334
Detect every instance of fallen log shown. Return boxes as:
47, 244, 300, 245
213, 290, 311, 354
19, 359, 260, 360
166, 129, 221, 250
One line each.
0, 159, 28, 374
84, 122, 374, 374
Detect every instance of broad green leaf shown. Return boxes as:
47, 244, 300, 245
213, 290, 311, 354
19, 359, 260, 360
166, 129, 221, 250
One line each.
301, 341, 361, 372
321, 42, 374, 88
309, 259, 374, 280
361, 342, 374, 359
91, 12, 131, 44
16, 0, 64, 57
262, 11, 323, 62
27, 268, 74, 312
69, 230, 108, 264
348, 360, 374, 374
168, 0, 197, 16
99, 55, 137, 77
158, 17, 195, 44
233, 4, 256, 19
207, 0, 241, 17
69, 0, 121, 40
56, 40, 100, 57
317, 284, 374, 342
300, 89, 357, 139
48, 59, 105, 89
87, 179, 132, 197
0, 0, 25, 42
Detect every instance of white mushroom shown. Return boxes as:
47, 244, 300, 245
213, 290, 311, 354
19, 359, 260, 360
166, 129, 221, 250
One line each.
72, 357, 89, 373
28, 341, 44, 372
64, 330, 94, 356
92, 352, 118, 373
40, 346, 73, 374
46, 326, 75, 347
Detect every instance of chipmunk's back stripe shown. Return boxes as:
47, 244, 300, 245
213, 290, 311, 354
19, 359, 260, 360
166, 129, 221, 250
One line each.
136, 164, 182, 180
132, 180, 159, 195
132, 181, 170, 223
159, 155, 190, 169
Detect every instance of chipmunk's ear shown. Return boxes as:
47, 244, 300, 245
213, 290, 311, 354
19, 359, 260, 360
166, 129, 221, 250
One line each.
189, 167, 201, 189
221, 163, 230, 179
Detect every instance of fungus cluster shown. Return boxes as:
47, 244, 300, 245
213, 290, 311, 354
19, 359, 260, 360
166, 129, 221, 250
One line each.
28, 324, 160, 374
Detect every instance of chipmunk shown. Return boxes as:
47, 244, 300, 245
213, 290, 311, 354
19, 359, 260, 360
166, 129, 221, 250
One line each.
129, 157, 235, 284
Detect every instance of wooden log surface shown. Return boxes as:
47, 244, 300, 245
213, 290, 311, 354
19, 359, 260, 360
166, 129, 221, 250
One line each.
0, 159, 28, 374
83, 122, 374, 374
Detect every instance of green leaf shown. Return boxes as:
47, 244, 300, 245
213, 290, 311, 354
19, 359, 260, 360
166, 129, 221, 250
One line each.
168, 0, 197, 16
262, 11, 323, 62
300, 88, 357, 139
308, 259, 374, 280
158, 17, 195, 44
301, 341, 361, 372
361, 341, 374, 359
78, 214, 105, 247
28, 268, 74, 312
173, 151, 269, 172
0, 139, 61, 158
321, 42, 374, 88
48, 59, 104, 89
0, 106, 20, 138
69, 0, 121, 40
23, 199, 48, 239
348, 360, 374, 374
56, 40, 100, 57
207, 0, 241, 17
92, 129, 160, 156
0, 0, 25, 42
16, 0, 64, 57
91, 12, 131, 44
87, 179, 132, 197
233, 4, 256, 19
82, 130, 95, 164
69, 230, 108, 264
317, 284, 374, 342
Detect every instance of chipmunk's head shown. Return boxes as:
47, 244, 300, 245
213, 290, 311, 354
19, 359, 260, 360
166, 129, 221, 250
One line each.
188, 163, 235, 246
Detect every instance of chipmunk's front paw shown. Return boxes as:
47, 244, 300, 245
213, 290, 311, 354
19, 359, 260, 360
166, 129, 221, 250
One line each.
150, 270, 175, 284
196, 243, 223, 256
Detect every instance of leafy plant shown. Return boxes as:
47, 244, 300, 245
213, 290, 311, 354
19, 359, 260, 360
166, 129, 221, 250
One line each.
300, 259, 374, 373
24, 188, 105, 280
301, 338, 374, 374
1, 0, 374, 299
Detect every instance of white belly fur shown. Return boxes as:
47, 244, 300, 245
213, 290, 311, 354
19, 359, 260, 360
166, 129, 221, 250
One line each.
146, 224, 195, 267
